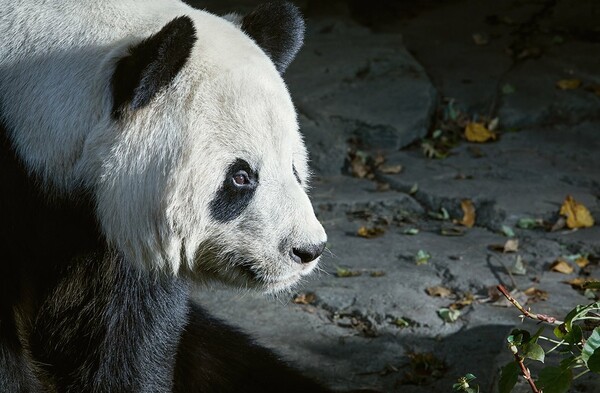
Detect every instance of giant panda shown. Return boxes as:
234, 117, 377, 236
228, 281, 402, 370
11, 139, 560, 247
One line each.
0, 1, 333, 391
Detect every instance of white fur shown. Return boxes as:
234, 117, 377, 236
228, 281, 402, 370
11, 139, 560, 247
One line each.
0, 0, 326, 292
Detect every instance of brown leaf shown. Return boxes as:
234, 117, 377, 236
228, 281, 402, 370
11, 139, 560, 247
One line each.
370, 271, 386, 277
489, 239, 519, 253
550, 259, 574, 274
449, 292, 475, 310
459, 199, 476, 228
503, 239, 519, 253
350, 155, 369, 178
550, 216, 567, 232
575, 256, 590, 268
564, 277, 590, 290
523, 287, 548, 303
376, 182, 391, 192
336, 267, 362, 278
556, 79, 582, 90
472, 32, 489, 45
441, 226, 466, 236
379, 164, 403, 174
357, 226, 386, 239
293, 292, 317, 305
425, 286, 453, 298
465, 122, 497, 143
559, 195, 595, 228
587, 83, 600, 96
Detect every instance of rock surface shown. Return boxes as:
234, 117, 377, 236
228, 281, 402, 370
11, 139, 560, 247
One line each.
193, 0, 600, 392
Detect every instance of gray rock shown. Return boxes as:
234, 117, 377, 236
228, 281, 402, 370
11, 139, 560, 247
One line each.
287, 18, 437, 175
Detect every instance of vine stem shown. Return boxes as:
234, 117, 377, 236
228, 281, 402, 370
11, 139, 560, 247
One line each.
497, 285, 563, 325
509, 344, 542, 393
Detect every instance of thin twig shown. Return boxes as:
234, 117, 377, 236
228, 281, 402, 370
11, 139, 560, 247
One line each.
497, 285, 563, 325
510, 344, 542, 393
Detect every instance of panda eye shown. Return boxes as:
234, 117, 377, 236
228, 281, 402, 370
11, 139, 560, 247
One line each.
232, 170, 250, 186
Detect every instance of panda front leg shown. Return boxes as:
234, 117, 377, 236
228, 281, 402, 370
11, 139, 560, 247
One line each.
28, 252, 190, 393
174, 302, 333, 393
0, 308, 45, 393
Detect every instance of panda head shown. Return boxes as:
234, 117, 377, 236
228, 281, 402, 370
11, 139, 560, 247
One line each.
87, 2, 326, 293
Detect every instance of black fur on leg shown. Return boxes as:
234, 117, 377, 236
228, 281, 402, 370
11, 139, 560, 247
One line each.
29, 253, 190, 393
174, 302, 333, 393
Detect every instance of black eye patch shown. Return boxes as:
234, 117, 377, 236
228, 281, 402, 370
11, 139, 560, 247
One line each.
209, 159, 258, 223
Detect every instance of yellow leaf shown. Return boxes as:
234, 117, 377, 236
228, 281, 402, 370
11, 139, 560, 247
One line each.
564, 277, 599, 290
556, 79, 581, 90
575, 256, 590, 268
449, 292, 475, 310
379, 164, 403, 174
550, 259, 574, 274
465, 122, 497, 143
523, 287, 549, 303
460, 199, 476, 228
357, 226, 386, 238
426, 286, 453, 298
559, 195, 595, 228
503, 239, 519, 253
293, 292, 317, 305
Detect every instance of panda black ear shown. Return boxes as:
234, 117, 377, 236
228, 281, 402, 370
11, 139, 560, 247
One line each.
240, 2, 305, 74
111, 16, 197, 118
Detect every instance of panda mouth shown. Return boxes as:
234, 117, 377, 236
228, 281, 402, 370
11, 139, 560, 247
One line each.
234, 262, 304, 292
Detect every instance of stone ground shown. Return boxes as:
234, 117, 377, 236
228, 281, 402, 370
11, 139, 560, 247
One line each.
192, 0, 600, 391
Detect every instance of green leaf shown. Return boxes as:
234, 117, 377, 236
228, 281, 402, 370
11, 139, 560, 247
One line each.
517, 217, 541, 229
582, 327, 600, 364
498, 362, 518, 393
537, 366, 572, 393
588, 348, 600, 373
501, 225, 515, 238
501, 83, 516, 95
464, 373, 476, 382
522, 342, 545, 363
565, 325, 583, 346
559, 356, 578, 370
584, 282, 600, 290
415, 250, 432, 265
508, 329, 530, 346
437, 307, 461, 323
403, 228, 419, 235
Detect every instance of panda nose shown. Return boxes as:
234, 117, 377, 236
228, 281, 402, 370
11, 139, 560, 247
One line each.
291, 242, 326, 264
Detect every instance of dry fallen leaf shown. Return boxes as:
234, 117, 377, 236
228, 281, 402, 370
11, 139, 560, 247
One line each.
556, 79, 582, 90
465, 122, 497, 143
376, 182, 391, 192
459, 199, 476, 228
503, 239, 519, 253
559, 195, 595, 229
587, 84, 600, 96
336, 267, 362, 278
563, 277, 600, 290
293, 292, 317, 305
472, 32, 489, 45
426, 286, 453, 298
524, 287, 549, 303
509, 255, 527, 275
550, 259, 574, 274
575, 256, 590, 268
449, 292, 475, 310
350, 154, 369, 178
379, 164, 403, 174
489, 239, 520, 253
357, 226, 386, 238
